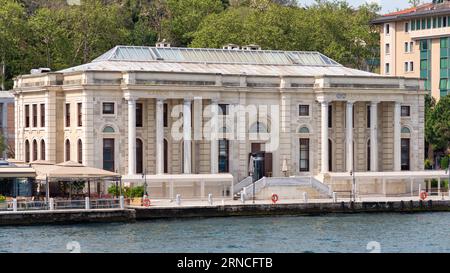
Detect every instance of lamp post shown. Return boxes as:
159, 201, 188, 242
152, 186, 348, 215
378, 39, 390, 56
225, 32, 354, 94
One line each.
350, 170, 356, 202
142, 169, 147, 196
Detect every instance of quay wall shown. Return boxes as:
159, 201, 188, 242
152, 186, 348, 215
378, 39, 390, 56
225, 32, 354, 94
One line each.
1, 201, 450, 226
134, 200, 450, 220
0, 209, 136, 226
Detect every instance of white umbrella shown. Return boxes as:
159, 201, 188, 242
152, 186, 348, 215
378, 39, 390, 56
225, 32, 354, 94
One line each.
248, 155, 254, 175
282, 158, 288, 174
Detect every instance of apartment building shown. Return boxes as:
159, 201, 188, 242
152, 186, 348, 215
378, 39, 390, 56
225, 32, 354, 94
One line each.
372, 0, 450, 99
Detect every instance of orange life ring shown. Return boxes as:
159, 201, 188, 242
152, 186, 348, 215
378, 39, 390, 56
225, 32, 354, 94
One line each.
420, 191, 428, 200
143, 196, 151, 207
271, 194, 279, 204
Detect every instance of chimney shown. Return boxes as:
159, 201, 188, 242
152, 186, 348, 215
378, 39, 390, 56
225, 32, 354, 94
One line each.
156, 39, 171, 48
242, 44, 261, 51
223, 44, 240, 50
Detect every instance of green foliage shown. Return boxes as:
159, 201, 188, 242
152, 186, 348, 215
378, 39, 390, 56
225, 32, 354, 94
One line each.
427, 95, 450, 152
441, 156, 449, 170
424, 159, 433, 170
2, 0, 383, 87
0, 195, 6, 202
108, 184, 145, 198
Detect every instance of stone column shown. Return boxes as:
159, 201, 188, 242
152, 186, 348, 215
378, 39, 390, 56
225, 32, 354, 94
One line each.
210, 99, 219, 174
321, 101, 329, 173
128, 98, 136, 175
183, 99, 192, 174
156, 99, 164, 174
394, 101, 401, 171
346, 101, 354, 172
370, 102, 379, 172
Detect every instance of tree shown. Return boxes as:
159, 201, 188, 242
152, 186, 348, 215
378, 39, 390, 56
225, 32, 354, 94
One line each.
409, 0, 422, 7
427, 95, 450, 158
0, 0, 26, 90
162, 0, 224, 46
425, 94, 437, 163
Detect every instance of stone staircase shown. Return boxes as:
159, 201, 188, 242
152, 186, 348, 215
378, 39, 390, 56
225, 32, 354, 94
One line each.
240, 176, 332, 201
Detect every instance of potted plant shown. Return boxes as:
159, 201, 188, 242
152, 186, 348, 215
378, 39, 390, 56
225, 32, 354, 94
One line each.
0, 195, 7, 210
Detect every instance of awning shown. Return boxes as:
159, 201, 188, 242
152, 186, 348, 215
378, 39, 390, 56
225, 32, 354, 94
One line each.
32, 161, 120, 180
0, 167, 36, 178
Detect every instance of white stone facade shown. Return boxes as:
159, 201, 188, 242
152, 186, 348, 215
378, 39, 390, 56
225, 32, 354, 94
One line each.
12, 46, 426, 195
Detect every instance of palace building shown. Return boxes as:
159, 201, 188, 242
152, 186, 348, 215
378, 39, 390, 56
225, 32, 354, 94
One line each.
372, 0, 450, 100
12, 45, 429, 199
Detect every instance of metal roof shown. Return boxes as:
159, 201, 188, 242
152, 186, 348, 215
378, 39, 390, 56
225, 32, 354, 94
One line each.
92, 46, 341, 66
59, 46, 377, 77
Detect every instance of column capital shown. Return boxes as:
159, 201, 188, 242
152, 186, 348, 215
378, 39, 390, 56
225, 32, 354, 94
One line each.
184, 98, 193, 105
370, 101, 380, 106
156, 98, 164, 105
346, 101, 355, 106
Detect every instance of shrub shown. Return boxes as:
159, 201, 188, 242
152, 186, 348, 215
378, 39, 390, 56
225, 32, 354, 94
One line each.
130, 186, 145, 198
440, 156, 449, 170
107, 185, 145, 198
0, 195, 6, 202
424, 159, 433, 170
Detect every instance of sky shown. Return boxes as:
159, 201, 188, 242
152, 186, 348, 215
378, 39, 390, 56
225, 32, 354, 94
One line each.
297, 0, 414, 14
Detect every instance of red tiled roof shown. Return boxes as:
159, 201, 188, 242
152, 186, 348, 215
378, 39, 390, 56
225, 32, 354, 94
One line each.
383, 3, 434, 17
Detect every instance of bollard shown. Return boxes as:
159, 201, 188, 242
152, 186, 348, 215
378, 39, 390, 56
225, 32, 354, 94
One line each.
49, 198, 55, 211
333, 192, 337, 203
176, 194, 181, 206
240, 192, 245, 204
85, 197, 90, 210
12, 199, 17, 212
208, 194, 213, 205
119, 196, 124, 209
303, 192, 308, 203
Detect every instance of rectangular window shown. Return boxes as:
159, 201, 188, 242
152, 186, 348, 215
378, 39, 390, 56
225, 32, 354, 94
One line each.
299, 105, 309, 116
299, 138, 310, 172
163, 103, 168, 127
328, 105, 332, 128
441, 58, 448, 69
440, 78, 448, 90
65, 103, 70, 127
404, 62, 409, 72
441, 37, 448, 48
444, 16, 447, 27
25, 105, 30, 128
385, 63, 390, 74
32, 104, 37, 127
416, 19, 421, 30
410, 42, 414, 52
136, 103, 143, 127
427, 17, 432, 29
367, 105, 371, 128
102, 102, 115, 115
218, 139, 229, 173
405, 22, 409, 32
219, 104, 229, 115
40, 104, 45, 127
385, 24, 390, 34
410, 61, 414, 72
77, 103, 82, 127
433, 17, 437, 28
401, 106, 411, 117
103, 138, 115, 172
411, 20, 416, 31
385, 43, 390, 55
404, 42, 409, 53
401, 138, 410, 171
438, 17, 442, 28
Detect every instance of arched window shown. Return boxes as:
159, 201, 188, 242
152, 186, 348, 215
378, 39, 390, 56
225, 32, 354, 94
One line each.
65, 139, 70, 162
77, 139, 83, 164
25, 140, 30, 163
40, 140, 45, 160
298, 126, 310, 134
103, 126, 115, 133
401, 127, 411, 134
249, 122, 268, 133
32, 140, 38, 162
136, 139, 143, 174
